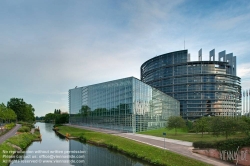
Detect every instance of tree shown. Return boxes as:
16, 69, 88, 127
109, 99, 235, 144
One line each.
0, 103, 17, 123
5, 108, 17, 123
238, 116, 250, 135
44, 113, 56, 123
195, 117, 209, 137
7, 98, 35, 122
0, 103, 6, 123
167, 116, 186, 135
210, 117, 222, 137
222, 117, 238, 139
54, 109, 61, 114
210, 116, 240, 139
55, 113, 69, 124
25, 104, 35, 122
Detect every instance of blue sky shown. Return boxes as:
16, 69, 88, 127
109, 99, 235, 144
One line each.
0, 0, 249, 116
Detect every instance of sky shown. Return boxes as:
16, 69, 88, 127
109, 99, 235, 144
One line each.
0, 0, 250, 117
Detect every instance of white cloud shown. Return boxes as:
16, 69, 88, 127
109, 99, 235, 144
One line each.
238, 63, 250, 78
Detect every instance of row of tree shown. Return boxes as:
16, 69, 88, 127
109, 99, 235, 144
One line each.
167, 116, 250, 139
193, 116, 250, 139
54, 109, 61, 114
36, 116, 45, 121
44, 109, 68, 124
7, 98, 35, 122
0, 103, 17, 123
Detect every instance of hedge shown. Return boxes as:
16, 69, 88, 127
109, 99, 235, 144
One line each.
193, 137, 250, 151
18, 126, 31, 132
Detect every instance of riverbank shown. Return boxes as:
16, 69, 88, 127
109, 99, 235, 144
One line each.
0, 128, 41, 166
0, 124, 21, 144
57, 125, 210, 166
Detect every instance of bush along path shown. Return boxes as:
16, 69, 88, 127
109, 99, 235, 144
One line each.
0, 124, 41, 166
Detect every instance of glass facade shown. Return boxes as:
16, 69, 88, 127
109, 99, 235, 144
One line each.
141, 49, 241, 120
69, 77, 180, 133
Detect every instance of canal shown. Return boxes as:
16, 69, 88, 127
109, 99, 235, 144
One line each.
10, 122, 151, 166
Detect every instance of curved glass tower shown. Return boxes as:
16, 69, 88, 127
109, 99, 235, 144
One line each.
141, 49, 241, 119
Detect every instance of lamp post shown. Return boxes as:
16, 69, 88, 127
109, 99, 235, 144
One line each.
163, 132, 166, 149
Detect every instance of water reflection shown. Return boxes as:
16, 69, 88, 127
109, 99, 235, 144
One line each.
69, 140, 149, 166
10, 122, 151, 166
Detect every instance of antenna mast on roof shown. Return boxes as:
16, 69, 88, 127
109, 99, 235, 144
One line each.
184, 39, 185, 49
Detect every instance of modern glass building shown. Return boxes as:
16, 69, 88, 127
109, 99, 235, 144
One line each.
141, 49, 241, 120
69, 77, 180, 132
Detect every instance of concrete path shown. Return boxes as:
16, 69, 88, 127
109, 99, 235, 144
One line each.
0, 124, 21, 144
116, 133, 234, 166
65, 124, 234, 166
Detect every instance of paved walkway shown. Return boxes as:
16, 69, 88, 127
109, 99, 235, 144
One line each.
0, 124, 21, 144
66, 124, 234, 166
116, 133, 234, 166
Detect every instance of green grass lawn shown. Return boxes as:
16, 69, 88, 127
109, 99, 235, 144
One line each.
138, 128, 247, 142
57, 126, 211, 166
0, 143, 15, 166
0, 133, 38, 166
0, 127, 41, 166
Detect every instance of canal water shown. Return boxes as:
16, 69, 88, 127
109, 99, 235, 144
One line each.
10, 122, 151, 166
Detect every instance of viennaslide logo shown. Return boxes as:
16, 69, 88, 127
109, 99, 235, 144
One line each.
220, 146, 248, 165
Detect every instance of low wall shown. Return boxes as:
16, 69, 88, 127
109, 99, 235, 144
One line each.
193, 147, 250, 166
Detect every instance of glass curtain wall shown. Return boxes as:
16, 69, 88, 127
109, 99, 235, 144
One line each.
141, 50, 241, 120
69, 77, 180, 132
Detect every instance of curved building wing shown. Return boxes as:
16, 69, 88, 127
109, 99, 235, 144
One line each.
141, 49, 241, 119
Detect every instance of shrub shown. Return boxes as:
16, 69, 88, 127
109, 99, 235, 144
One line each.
193, 137, 250, 151
79, 134, 86, 143
193, 141, 216, 149
55, 114, 69, 124
19, 122, 34, 128
4, 123, 16, 130
18, 126, 30, 132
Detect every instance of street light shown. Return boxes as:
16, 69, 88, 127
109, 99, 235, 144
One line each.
163, 132, 166, 149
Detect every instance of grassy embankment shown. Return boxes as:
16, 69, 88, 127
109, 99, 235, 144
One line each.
57, 125, 210, 166
0, 123, 41, 166
137, 128, 246, 142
